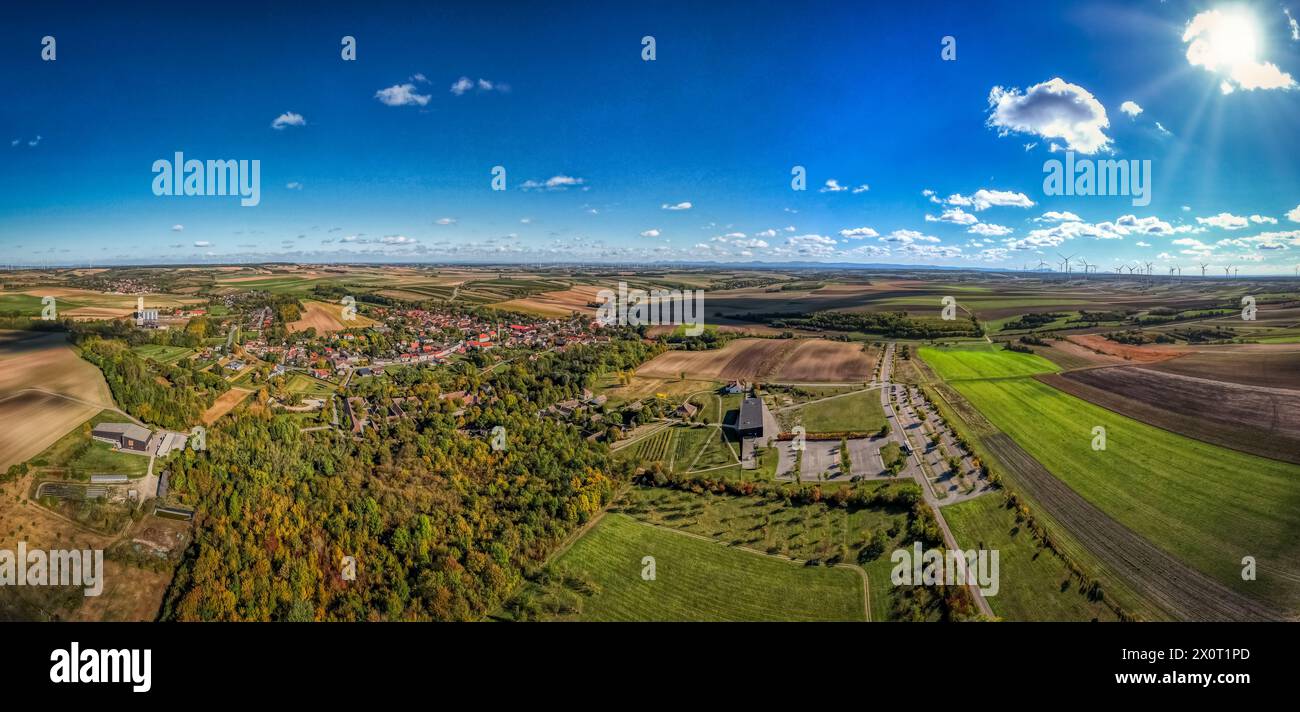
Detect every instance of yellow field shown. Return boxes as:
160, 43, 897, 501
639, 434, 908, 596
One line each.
288, 300, 378, 333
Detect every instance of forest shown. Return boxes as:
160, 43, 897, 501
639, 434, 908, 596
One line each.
159, 336, 661, 620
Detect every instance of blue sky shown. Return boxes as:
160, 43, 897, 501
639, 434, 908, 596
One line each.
2, 0, 1299, 273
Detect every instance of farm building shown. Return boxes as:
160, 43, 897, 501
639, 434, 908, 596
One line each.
737, 397, 764, 439
676, 402, 699, 419
91, 422, 152, 453
90, 473, 129, 484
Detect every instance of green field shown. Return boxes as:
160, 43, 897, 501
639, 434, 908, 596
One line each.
0, 293, 49, 315
788, 389, 886, 433
943, 493, 1119, 621
620, 486, 917, 620
918, 344, 1060, 381
132, 344, 195, 364
285, 373, 337, 397
535, 513, 867, 621
950, 376, 1300, 609
27, 410, 151, 479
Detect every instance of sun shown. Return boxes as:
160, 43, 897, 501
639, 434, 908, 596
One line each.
1204, 11, 1259, 69
1184, 8, 1264, 72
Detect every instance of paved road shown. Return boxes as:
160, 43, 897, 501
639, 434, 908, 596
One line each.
878, 343, 995, 619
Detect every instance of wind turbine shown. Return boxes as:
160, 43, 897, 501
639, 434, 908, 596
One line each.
1036, 259, 1050, 272
1057, 253, 1076, 276
1078, 258, 1092, 279
1199, 262, 1208, 277
1223, 265, 1233, 277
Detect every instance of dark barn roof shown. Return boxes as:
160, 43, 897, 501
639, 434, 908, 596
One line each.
738, 397, 764, 433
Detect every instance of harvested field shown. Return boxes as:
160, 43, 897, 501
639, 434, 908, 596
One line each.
1065, 334, 1183, 364
1141, 350, 1300, 390
0, 330, 116, 472
636, 338, 799, 381
772, 339, 875, 382
201, 387, 252, 425
0, 331, 114, 405
0, 391, 99, 472
1049, 368, 1300, 465
63, 306, 135, 319
1037, 338, 1131, 370
288, 300, 377, 333
493, 285, 605, 317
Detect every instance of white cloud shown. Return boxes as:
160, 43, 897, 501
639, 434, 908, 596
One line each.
435, 217, 457, 225
1287, 204, 1300, 223
1196, 212, 1250, 230
286, 181, 303, 190
662, 201, 693, 211
987, 77, 1112, 154
838, 226, 880, 239
1036, 210, 1083, 223
193, 240, 211, 247
450, 76, 508, 95
926, 206, 979, 225
820, 179, 848, 193
1249, 215, 1277, 224
639, 229, 662, 238
731, 238, 769, 249
521, 175, 585, 191
271, 111, 306, 130
946, 189, 1036, 211
851, 184, 870, 194
1183, 10, 1297, 92
1120, 100, 1143, 117
381, 235, 416, 245
921, 189, 941, 204
755, 229, 778, 238
1115, 215, 1175, 235
1288, 9, 1300, 41
170, 224, 184, 232
881, 229, 941, 245
968, 222, 1013, 236
782, 234, 839, 257
375, 83, 432, 107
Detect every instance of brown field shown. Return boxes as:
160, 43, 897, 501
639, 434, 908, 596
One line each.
202, 387, 253, 425
0, 331, 116, 472
772, 339, 876, 382
288, 300, 378, 333
1141, 349, 1300, 390
494, 285, 605, 317
1045, 367, 1300, 465
63, 306, 135, 319
636, 338, 800, 381
1036, 338, 1131, 370
1064, 334, 1184, 364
